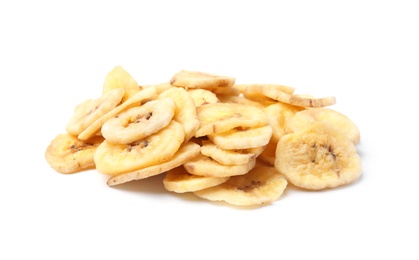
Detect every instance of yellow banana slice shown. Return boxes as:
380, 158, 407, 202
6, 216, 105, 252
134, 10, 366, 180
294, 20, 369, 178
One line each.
208, 125, 272, 150
264, 102, 304, 143
45, 134, 104, 174
184, 154, 256, 177
158, 87, 200, 142
240, 84, 335, 108
102, 65, 141, 103
258, 140, 277, 166
66, 88, 125, 136
107, 142, 200, 186
94, 120, 185, 175
170, 70, 235, 89
200, 141, 262, 166
78, 86, 157, 140
187, 89, 219, 107
143, 82, 172, 94
285, 107, 361, 144
193, 165, 288, 206
195, 103, 268, 137
275, 122, 362, 190
101, 98, 175, 144
163, 166, 230, 193
217, 95, 266, 110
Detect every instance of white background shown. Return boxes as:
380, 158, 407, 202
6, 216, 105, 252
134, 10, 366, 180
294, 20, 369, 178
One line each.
1, 0, 418, 259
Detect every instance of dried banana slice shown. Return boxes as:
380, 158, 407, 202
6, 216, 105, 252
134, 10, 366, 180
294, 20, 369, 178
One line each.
94, 120, 185, 175
158, 87, 200, 142
208, 125, 272, 150
78, 86, 157, 140
101, 98, 175, 144
240, 84, 335, 108
163, 166, 230, 193
275, 122, 362, 190
193, 165, 288, 206
264, 102, 304, 143
183, 154, 256, 177
187, 89, 219, 107
257, 140, 277, 166
195, 103, 268, 137
170, 70, 235, 89
200, 140, 262, 166
285, 107, 361, 144
102, 65, 141, 103
107, 142, 200, 186
45, 134, 104, 174
217, 95, 266, 110
66, 88, 125, 136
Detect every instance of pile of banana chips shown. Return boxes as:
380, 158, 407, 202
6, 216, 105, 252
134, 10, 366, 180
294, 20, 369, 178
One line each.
45, 66, 362, 207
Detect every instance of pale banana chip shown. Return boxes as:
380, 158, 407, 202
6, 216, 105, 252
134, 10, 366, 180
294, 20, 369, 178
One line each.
194, 165, 288, 206
66, 88, 125, 136
187, 89, 219, 107
158, 87, 200, 142
170, 70, 235, 89
195, 102, 268, 137
163, 166, 230, 193
107, 142, 200, 186
275, 121, 362, 190
258, 140, 277, 166
102, 65, 141, 103
264, 102, 304, 143
94, 120, 185, 175
200, 140, 261, 166
45, 134, 104, 174
184, 154, 256, 178
101, 98, 175, 144
208, 125, 273, 150
78, 86, 157, 140
285, 107, 361, 144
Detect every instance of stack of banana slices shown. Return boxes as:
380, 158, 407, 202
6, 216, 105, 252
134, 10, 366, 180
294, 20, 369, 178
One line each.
45, 66, 362, 207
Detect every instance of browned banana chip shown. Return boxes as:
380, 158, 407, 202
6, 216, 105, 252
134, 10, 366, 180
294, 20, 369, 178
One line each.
45, 134, 104, 174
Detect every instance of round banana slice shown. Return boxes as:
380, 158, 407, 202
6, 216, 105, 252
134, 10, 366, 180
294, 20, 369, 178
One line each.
193, 165, 288, 206
285, 107, 361, 144
200, 141, 261, 166
142, 82, 173, 94
45, 134, 104, 174
187, 89, 219, 107
107, 142, 200, 186
158, 87, 200, 142
102, 65, 141, 103
275, 122, 362, 190
208, 125, 272, 150
101, 98, 175, 144
170, 70, 235, 89
66, 88, 125, 136
94, 120, 185, 175
183, 154, 256, 178
195, 103, 268, 137
264, 102, 304, 143
78, 86, 157, 140
163, 166, 230, 193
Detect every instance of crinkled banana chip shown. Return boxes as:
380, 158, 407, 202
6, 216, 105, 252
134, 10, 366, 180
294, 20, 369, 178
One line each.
45, 134, 104, 174
194, 165, 288, 206
275, 121, 362, 190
